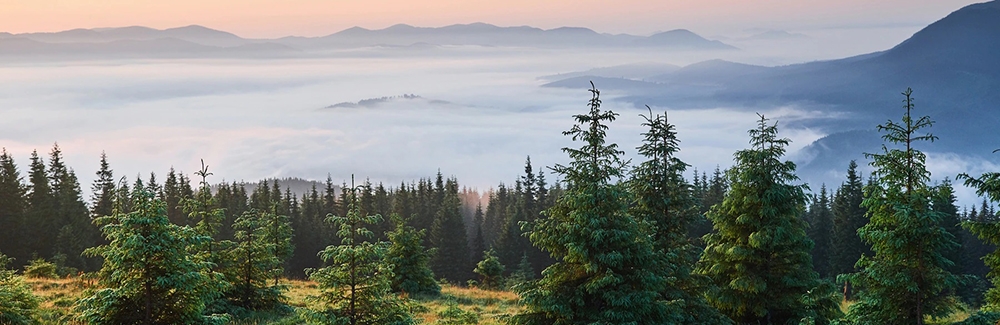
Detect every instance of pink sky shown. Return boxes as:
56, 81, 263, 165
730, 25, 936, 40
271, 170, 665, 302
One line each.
0, 0, 984, 38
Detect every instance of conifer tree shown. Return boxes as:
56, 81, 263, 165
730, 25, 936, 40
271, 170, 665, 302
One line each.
227, 208, 287, 310
696, 114, 838, 324
0, 251, 39, 325
474, 248, 505, 290
24, 150, 55, 261
830, 161, 869, 299
429, 177, 471, 282
386, 214, 439, 296
260, 206, 293, 285
807, 185, 834, 279
307, 180, 413, 325
90, 152, 116, 219
183, 160, 228, 271
629, 107, 731, 324
513, 83, 674, 324
0, 149, 27, 265
77, 186, 226, 325
841, 88, 959, 324
48, 144, 99, 271
957, 152, 1000, 309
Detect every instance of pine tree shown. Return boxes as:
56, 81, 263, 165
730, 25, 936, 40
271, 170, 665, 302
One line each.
77, 186, 226, 325
0, 149, 27, 265
474, 248, 505, 290
24, 150, 55, 261
227, 208, 288, 310
307, 179, 413, 325
696, 114, 838, 324
957, 152, 1000, 309
386, 214, 439, 296
807, 185, 834, 279
429, 177, 471, 283
0, 251, 39, 325
513, 83, 674, 324
90, 152, 115, 219
630, 107, 732, 324
830, 161, 870, 300
841, 88, 959, 324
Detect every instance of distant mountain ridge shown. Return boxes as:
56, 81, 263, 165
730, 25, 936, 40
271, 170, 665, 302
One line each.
0, 23, 735, 59
543, 0, 1000, 187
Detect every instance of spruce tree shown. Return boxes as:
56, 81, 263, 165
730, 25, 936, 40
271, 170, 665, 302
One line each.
841, 88, 959, 324
90, 152, 115, 219
474, 248, 505, 290
807, 185, 834, 279
429, 177, 471, 282
696, 114, 838, 324
386, 214, 440, 296
513, 83, 673, 324
0, 251, 39, 325
77, 186, 226, 325
48, 144, 99, 271
227, 209, 288, 310
830, 161, 869, 300
629, 107, 731, 324
0, 149, 27, 265
307, 180, 413, 325
958, 152, 1000, 309
24, 150, 55, 261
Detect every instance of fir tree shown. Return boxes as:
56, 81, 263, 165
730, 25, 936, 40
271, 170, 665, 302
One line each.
307, 179, 413, 325
0, 251, 39, 325
429, 177, 471, 282
474, 248, 505, 290
90, 151, 115, 219
386, 214, 440, 296
841, 88, 959, 324
0, 149, 27, 265
807, 185, 834, 279
513, 83, 674, 324
227, 209, 288, 310
958, 152, 1000, 309
629, 107, 731, 324
830, 161, 870, 300
696, 114, 838, 324
77, 186, 226, 325
24, 150, 55, 261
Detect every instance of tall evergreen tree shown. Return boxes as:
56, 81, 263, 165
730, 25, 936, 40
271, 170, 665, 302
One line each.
90, 152, 115, 219
227, 209, 288, 310
696, 114, 838, 324
386, 214, 440, 296
307, 180, 413, 325
77, 187, 226, 325
629, 107, 731, 324
958, 153, 1000, 309
830, 161, 870, 300
24, 150, 55, 261
0, 149, 27, 265
48, 144, 99, 271
513, 83, 675, 324
807, 185, 834, 279
841, 88, 959, 324
429, 177, 471, 282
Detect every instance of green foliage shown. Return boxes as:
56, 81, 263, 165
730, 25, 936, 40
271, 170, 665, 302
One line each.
474, 248, 505, 290
806, 185, 834, 279
429, 177, 472, 283
386, 214, 440, 296
513, 84, 675, 324
951, 310, 1000, 325
697, 114, 838, 324
226, 208, 289, 311
23, 257, 58, 279
840, 88, 959, 325
76, 186, 227, 325
958, 147, 1000, 310
629, 107, 732, 324
0, 252, 40, 325
306, 181, 414, 325
830, 161, 869, 300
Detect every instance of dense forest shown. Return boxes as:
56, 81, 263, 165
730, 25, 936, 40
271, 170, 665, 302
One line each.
3, 85, 1000, 324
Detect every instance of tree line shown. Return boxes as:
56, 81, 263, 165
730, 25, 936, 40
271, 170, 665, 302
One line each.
3, 84, 1000, 324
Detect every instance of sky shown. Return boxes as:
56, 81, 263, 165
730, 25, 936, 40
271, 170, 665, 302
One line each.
0, 0, 985, 38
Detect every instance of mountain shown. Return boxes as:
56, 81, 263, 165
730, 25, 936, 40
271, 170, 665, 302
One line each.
14, 25, 249, 46
277, 23, 734, 50
633, 29, 737, 50
0, 37, 299, 59
544, 0, 1000, 187
538, 62, 681, 81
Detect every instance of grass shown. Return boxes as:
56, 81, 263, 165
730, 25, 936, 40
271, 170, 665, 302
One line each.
18, 275, 523, 324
